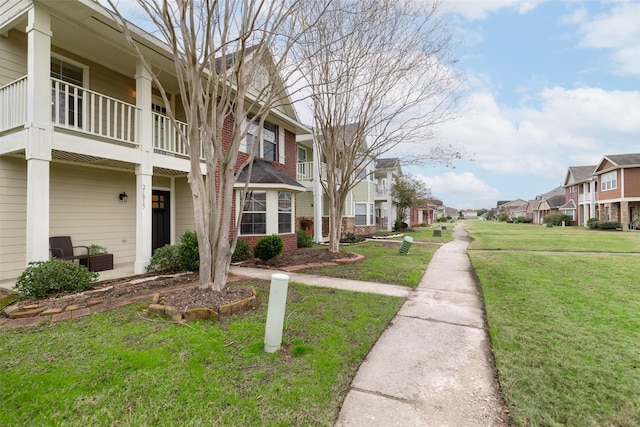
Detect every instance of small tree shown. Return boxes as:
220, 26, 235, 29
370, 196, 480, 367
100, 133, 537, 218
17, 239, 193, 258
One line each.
391, 175, 431, 229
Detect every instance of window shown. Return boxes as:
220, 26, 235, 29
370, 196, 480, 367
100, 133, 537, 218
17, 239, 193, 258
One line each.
246, 117, 278, 162
355, 203, 368, 226
562, 209, 575, 221
240, 191, 266, 235
601, 171, 617, 191
153, 103, 167, 149
51, 57, 84, 127
278, 192, 292, 233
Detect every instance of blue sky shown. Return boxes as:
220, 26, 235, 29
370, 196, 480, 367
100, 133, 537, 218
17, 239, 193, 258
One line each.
406, 0, 640, 210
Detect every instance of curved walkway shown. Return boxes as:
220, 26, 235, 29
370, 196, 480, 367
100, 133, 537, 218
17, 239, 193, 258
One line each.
237, 223, 509, 426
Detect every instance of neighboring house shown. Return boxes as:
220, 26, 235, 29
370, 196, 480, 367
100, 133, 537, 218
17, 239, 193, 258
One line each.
592, 153, 640, 230
460, 209, 478, 219
497, 199, 528, 219
295, 124, 380, 241
564, 165, 598, 226
373, 158, 401, 231
0, 0, 309, 284
526, 186, 566, 224
410, 198, 443, 225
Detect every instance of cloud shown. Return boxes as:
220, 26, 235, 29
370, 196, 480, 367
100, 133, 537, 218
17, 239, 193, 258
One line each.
436, 82, 640, 181
442, 0, 547, 21
575, 2, 640, 75
415, 171, 499, 209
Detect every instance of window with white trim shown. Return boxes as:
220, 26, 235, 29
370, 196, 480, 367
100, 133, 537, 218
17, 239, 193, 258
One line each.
278, 192, 292, 233
355, 203, 373, 226
601, 171, 617, 191
246, 117, 278, 162
240, 191, 266, 235
51, 57, 85, 127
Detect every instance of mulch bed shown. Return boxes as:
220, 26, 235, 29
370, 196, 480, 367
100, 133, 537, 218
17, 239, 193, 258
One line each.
2, 248, 358, 324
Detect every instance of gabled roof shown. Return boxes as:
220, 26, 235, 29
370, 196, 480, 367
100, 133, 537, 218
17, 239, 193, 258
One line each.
595, 153, 640, 174
564, 165, 597, 186
375, 158, 400, 169
559, 199, 576, 210
528, 199, 542, 210
236, 159, 305, 191
546, 195, 566, 209
538, 186, 565, 200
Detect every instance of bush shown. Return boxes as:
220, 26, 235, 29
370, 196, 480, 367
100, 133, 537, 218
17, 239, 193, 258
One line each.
341, 232, 365, 244
147, 244, 182, 273
513, 217, 532, 224
15, 259, 99, 299
497, 214, 509, 222
543, 213, 572, 226
597, 221, 621, 230
297, 229, 313, 248
179, 230, 199, 272
587, 218, 600, 229
393, 220, 408, 232
253, 234, 284, 261
232, 239, 251, 263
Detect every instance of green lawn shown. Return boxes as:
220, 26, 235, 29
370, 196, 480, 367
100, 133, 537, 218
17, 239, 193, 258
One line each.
0, 280, 404, 426
386, 224, 456, 243
303, 240, 437, 288
466, 221, 640, 426
467, 220, 640, 252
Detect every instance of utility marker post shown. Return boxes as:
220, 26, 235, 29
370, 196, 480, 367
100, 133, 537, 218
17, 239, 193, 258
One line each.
264, 273, 290, 353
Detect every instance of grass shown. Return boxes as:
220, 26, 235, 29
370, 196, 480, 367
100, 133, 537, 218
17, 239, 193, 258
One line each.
388, 224, 456, 243
467, 220, 640, 252
466, 221, 640, 426
0, 280, 404, 426
305, 240, 437, 288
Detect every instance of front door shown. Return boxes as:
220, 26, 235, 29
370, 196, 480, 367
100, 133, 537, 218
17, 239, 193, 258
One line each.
152, 190, 171, 254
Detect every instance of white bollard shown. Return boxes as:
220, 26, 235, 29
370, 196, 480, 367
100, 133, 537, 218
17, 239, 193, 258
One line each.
264, 273, 290, 353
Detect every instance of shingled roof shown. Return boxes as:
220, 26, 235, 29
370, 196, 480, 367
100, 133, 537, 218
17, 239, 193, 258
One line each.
236, 159, 305, 190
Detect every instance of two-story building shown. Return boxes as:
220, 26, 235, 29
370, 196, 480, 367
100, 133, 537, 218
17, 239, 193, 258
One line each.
0, 0, 309, 284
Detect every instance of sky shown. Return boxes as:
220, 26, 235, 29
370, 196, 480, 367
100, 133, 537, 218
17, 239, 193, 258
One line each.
102, 0, 640, 211
405, 0, 640, 210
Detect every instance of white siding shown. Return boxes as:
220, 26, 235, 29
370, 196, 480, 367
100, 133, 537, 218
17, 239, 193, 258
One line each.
49, 163, 137, 267
0, 156, 27, 282
174, 177, 195, 239
0, 29, 27, 86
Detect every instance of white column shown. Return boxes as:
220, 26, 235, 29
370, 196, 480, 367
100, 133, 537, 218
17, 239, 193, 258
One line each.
25, 6, 53, 263
386, 170, 393, 231
590, 180, 596, 224
312, 138, 323, 243
134, 61, 154, 273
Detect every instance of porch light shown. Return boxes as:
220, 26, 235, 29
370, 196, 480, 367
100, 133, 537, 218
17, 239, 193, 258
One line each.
119, 192, 128, 203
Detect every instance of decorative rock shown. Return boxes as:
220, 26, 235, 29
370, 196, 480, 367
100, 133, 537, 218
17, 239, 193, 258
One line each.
22, 304, 40, 310
41, 308, 64, 315
11, 307, 47, 319
183, 308, 217, 322
152, 293, 161, 304
65, 305, 82, 312
3, 305, 21, 316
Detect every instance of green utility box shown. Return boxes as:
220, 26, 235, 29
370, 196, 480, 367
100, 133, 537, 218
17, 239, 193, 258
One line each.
399, 235, 414, 254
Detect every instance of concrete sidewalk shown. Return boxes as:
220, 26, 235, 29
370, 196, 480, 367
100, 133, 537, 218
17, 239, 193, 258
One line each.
334, 223, 508, 426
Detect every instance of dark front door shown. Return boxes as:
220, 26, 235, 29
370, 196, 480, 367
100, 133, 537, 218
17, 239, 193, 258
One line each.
152, 190, 171, 254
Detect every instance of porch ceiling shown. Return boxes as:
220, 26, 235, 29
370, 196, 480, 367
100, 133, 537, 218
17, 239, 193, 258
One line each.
52, 150, 135, 171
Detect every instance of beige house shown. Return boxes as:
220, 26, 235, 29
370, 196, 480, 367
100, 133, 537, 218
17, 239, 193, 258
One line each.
0, 0, 309, 285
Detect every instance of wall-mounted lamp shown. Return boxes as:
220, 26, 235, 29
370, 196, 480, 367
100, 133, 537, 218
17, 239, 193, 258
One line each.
119, 192, 128, 203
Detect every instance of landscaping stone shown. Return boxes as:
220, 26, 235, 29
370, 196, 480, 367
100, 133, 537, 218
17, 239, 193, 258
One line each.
183, 308, 217, 322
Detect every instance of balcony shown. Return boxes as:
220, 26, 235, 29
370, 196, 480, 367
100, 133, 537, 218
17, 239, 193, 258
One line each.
1, 76, 191, 158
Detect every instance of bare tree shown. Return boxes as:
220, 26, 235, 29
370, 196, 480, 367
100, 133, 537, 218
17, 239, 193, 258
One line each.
102, 0, 317, 291
296, 0, 461, 252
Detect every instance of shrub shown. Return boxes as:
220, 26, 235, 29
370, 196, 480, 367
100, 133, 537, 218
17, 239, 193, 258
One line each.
15, 259, 99, 299
598, 221, 621, 230
232, 239, 251, 263
179, 230, 199, 272
147, 244, 182, 273
513, 217, 532, 224
89, 244, 107, 256
543, 213, 572, 226
253, 234, 284, 260
341, 232, 365, 244
587, 218, 600, 229
297, 229, 313, 248
393, 220, 408, 232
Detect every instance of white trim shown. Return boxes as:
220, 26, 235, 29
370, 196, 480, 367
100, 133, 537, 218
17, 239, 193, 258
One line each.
51, 53, 90, 88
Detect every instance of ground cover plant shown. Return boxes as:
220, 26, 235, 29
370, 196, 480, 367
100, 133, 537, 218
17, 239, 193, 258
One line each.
466, 221, 640, 426
467, 220, 640, 252
302, 240, 436, 288
0, 280, 404, 426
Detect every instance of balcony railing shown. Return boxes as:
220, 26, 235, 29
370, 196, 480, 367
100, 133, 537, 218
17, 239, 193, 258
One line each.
297, 161, 313, 181
152, 112, 189, 157
51, 78, 139, 145
0, 76, 27, 132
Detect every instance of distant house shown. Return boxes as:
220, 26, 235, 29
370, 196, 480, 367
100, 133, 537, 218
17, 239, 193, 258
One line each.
497, 199, 528, 219
593, 153, 640, 230
564, 165, 598, 226
526, 187, 566, 224
410, 198, 443, 225
374, 158, 402, 231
